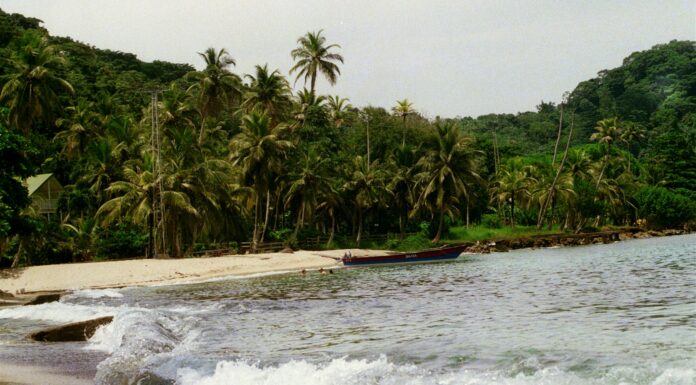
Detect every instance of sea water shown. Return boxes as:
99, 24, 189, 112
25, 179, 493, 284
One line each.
0, 234, 694, 385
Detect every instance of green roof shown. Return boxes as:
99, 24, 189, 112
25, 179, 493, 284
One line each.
26, 173, 54, 196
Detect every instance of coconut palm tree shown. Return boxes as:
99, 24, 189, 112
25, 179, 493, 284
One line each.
591, 117, 622, 187
290, 30, 344, 94
292, 88, 327, 128
489, 164, 536, 227
243, 64, 292, 124
387, 145, 418, 239
414, 121, 482, 242
97, 156, 198, 258
392, 99, 415, 147
186, 47, 242, 144
327, 95, 351, 129
619, 121, 646, 173
55, 99, 102, 159
284, 150, 333, 239
0, 31, 74, 133
230, 111, 294, 251
345, 155, 388, 246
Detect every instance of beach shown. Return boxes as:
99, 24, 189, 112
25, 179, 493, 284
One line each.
0, 249, 388, 295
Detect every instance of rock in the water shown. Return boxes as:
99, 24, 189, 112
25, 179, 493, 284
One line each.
30, 316, 113, 342
25, 293, 62, 305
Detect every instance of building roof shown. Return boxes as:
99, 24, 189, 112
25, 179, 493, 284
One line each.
26, 173, 55, 196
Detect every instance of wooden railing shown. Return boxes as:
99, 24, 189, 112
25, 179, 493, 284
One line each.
189, 232, 421, 257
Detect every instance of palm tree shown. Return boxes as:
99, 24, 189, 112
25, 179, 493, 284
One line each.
243, 64, 292, 124
327, 95, 351, 129
97, 157, 198, 258
186, 47, 242, 144
590, 117, 622, 187
0, 31, 74, 133
284, 150, 333, 239
292, 88, 327, 128
230, 111, 294, 251
392, 99, 415, 147
290, 30, 344, 94
55, 99, 101, 159
387, 145, 418, 239
489, 164, 535, 227
345, 155, 388, 246
414, 121, 482, 242
619, 121, 645, 173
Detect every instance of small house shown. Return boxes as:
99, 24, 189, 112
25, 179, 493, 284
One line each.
25, 173, 63, 216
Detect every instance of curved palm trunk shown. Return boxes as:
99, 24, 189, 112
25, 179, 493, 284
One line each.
538, 115, 574, 229
327, 213, 336, 246
356, 208, 363, 247
293, 201, 305, 239
260, 190, 271, 243
552, 105, 564, 165
402, 115, 407, 147
11, 240, 22, 268
433, 207, 445, 243
310, 72, 317, 95
252, 194, 260, 253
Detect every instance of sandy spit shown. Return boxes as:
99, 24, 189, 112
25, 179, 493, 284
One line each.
0, 249, 389, 294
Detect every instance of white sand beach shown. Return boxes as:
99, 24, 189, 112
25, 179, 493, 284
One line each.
0, 249, 388, 294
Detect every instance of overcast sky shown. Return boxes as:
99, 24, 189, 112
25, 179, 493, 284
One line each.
0, 0, 694, 118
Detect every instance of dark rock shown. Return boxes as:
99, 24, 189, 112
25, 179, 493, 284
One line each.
25, 293, 62, 305
0, 290, 14, 300
30, 316, 113, 342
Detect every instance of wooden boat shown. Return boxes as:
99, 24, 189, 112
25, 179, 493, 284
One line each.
342, 244, 469, 266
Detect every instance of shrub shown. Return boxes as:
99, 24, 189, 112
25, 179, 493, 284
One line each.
480, 214, 501, 229
634, 186, 696, 228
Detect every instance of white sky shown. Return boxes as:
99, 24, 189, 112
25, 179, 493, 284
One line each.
0, 0, 694, 118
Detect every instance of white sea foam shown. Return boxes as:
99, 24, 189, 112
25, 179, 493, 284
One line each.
0, 301, 115, 323
173, 356, 696, 385
65, 288, 124, 299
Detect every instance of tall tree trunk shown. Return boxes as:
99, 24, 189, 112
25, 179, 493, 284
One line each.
310, 72, 317, 95
327, 214, 335, 246
537, 114, 574, 229
466, 199, 470, 229
356, 208, 363, 247
260, 190, 271, 243
293, 201, 305, 239
11, 240, 22, 268
552, 104, 564, 166
433, 208, 445, 243
510, 196, 515, 228
252, 193, 260, 253
399, 204, 407, 240
402, 115, 407, 147
547, 196, 556, 230
273, 192, 281, 230
198, 115, 206, 145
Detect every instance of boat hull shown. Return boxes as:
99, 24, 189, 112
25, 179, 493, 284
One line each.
342, 244, 468, 266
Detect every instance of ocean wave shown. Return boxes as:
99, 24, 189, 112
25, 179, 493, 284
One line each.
0, 301, 115, 323
64, 288, 124, 299
173, 356, 696, 385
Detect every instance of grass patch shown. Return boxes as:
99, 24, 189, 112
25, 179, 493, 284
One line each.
446, 225, 564, 243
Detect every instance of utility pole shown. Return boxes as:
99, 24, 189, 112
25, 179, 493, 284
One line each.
150, 90, 166, 258
364, 111, 371, 170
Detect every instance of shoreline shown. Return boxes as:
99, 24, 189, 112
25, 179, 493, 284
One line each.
0, 228, 689, 297
0, 248, 389, 296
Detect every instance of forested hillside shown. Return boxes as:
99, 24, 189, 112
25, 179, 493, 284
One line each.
0, 8, 693, 267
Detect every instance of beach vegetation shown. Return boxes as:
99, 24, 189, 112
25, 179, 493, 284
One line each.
0, 8, 694, 265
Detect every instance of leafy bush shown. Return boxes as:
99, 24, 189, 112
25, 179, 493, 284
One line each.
634, 186, 696, 228
269, 228, 292, 242
480, 214, 501, 229
95, 222, 148, 259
